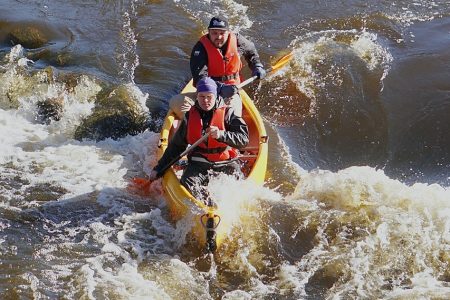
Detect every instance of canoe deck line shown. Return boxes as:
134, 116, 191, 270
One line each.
157, 81, 268, 252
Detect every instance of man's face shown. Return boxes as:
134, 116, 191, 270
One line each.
197, 91, 216, 111
208, 29, 229, 48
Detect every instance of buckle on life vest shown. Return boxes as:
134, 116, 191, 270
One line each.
260, 135, 269, 143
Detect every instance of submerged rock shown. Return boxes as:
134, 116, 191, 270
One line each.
0, 45, 147, 139
74, 84, 148, 141
74, 111, 148, 141
8, 26, 49, 49
0, 64, 53, 109
37, 96, 64, 124
27, 48, 73, 66
1, 20, 74, 65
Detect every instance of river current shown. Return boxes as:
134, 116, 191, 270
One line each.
0, 0, 450, 299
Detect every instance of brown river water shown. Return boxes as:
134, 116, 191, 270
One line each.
0, 0, 450, 299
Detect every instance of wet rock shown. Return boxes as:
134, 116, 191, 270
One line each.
27, 48, 72, 66
74, 111, 148, 141
40, 66, 56, 84
0, 56, 103, 112
56, 72, 87, 93
26, 48, 51, 62
37, 96, 64, 124
34, 71, 104, 123
74, 85, 148, 141
0, 65, 54, 109
8, 26, 49, 49
55, 51, 72, 66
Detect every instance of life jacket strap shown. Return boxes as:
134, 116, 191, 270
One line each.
190, 155, 239, 165
195, 146, 228, 154
211, 72, 239, 82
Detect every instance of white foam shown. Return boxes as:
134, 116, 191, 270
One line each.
350, 31, 393, 71
172, 0, 253, 32
283, 29, 393, 113
278, 166, 450, 297
207, 174, 282, 237
222, 290, 252, 299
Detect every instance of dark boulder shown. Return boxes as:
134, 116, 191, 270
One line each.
36, 96, 64, 124
74, 85, 148, 141
8, 26, 49, 49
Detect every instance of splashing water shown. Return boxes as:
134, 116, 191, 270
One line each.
276, 166, 450, 298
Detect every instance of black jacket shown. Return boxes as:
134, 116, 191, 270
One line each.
154, 103, 249, 174
190, 33, 263, 86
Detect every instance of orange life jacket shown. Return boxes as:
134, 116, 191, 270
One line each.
186, 106, 238, 162
200, 33, 242, 85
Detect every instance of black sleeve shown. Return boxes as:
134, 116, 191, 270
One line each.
190, 42, 209, 87
217, 107, 249, 149
153, 118, 189, 174
236, 33, 263, 71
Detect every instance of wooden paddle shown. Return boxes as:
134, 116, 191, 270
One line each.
129, 50, 294, 193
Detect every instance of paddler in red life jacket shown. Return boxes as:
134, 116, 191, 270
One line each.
169, 16, 266, 118
149, 77, 249, 201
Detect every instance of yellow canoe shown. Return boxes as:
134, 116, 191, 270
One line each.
157, 80, 268, 252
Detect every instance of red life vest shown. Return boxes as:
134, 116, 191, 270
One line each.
200, 32, 242, 85
186, 106, 238, 162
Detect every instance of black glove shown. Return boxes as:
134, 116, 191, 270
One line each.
218, 83, 238, 99
252, 63, 266, 79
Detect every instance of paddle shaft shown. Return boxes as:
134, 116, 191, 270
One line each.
156, 132, 210, 178
236, 75, 258, 89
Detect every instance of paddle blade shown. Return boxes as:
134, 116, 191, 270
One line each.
270, 51, 294, 73
127, 177, 153, 196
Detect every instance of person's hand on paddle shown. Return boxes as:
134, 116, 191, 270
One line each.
208, 126, 224, 140
252, 63, 266, 79
217, 83, 238, 99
